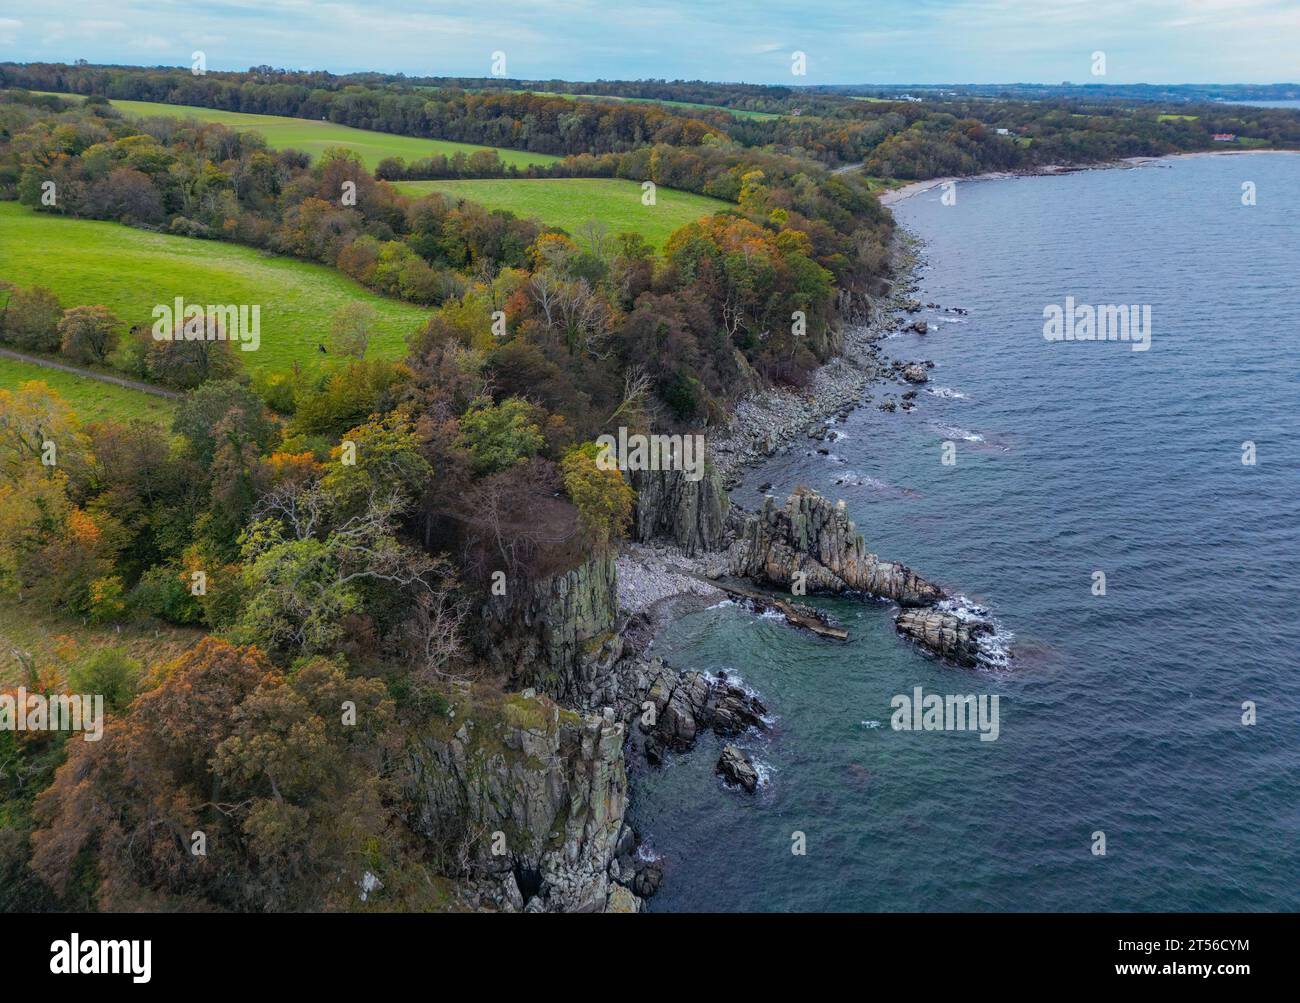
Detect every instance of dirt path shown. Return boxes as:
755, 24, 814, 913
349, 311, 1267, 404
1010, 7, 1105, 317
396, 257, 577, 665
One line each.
0, 348, 181, 398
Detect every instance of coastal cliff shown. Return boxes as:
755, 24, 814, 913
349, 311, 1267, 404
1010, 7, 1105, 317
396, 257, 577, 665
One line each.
406, 687, 643, 912
631, 466, 731, 556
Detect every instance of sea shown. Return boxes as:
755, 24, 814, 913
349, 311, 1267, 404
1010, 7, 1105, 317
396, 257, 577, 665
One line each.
629, 151, 1300, 912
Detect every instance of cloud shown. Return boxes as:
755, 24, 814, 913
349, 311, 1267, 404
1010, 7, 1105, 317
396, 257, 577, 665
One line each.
3, 0, 1298, 82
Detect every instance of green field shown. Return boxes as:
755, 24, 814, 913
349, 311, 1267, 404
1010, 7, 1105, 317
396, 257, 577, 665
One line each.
0, 202, 430, 374
31, 93, 561, 171
391, 177, 730, 250
0, 356, 176, 425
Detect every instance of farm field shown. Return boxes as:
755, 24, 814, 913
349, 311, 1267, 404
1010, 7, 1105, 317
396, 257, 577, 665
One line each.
0, 202, 430, 374
0, 356, 176, 425
29, 93, 562, 171
391, 177, 730, 250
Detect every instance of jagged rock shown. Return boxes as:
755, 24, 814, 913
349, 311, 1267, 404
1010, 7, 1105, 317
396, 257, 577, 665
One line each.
717, 745, 759, 793
632, 466, 730, 557
909, 320, 928, 334
902, 364, 929, 384
896, 608, 992, 668
727, 489, 946, 606
607, 884, 641, 913
406, 689, 631, 913
633, 864, 663, 898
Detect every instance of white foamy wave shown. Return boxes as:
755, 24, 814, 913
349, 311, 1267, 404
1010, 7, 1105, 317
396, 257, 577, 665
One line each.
827, 429, 849, 442
931, 422, 984, 443
635, 843, 661, 863
752, 757, 776, 789
925, 386, 968, 400
937, 595, 1014, 670
860, 720, 882, 729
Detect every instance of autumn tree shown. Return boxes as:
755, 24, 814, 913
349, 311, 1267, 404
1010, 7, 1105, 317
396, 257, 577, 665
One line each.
57, 305, 121, 364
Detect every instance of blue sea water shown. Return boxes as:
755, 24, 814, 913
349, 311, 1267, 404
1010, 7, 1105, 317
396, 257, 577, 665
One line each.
630, 153, 1300, 912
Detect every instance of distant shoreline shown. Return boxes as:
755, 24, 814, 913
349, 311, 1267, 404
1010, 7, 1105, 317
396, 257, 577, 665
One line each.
878, 148, 1300, 206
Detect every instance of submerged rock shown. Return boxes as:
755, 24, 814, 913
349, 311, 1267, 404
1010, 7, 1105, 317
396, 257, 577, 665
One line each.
717, 745, 759, 793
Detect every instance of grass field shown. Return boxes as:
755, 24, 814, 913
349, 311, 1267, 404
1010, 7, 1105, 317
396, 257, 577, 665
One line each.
0, 597, 203, 687
0, 357, 176, 425
391, 177, 730, 250
31, 92, 562, 171
0, 202, 430, 374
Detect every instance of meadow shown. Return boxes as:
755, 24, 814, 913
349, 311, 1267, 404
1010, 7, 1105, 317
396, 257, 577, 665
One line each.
34, 93, 562, 171
0, 356, 176, 425
391, 177, 730, 250
0, 203, 430, 374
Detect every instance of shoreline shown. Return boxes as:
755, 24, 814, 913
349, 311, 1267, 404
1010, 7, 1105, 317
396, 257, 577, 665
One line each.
879, 147, 1300, 206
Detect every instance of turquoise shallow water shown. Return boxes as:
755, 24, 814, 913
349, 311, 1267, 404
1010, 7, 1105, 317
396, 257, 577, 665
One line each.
630, 153, 1300, 912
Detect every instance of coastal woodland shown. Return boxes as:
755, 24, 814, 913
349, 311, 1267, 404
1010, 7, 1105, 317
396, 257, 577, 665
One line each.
0, 64, 1295, 912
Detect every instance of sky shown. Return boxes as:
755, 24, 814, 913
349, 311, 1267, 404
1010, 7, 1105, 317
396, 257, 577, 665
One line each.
1, 0, 1298, 84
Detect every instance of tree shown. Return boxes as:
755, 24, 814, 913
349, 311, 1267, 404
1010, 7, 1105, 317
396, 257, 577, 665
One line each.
0, 286, 62, 352
145, 330, 244, 389
172, 380, 276, 466
57, 305, 121, 364
455, 396, 545, 475
326, 301, 376, 359
560, 442, 635, 551
29, 638, 397, 911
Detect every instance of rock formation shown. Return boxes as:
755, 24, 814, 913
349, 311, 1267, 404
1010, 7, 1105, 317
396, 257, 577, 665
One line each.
727, 489, 945, 606
895, 607, 992, 668
407, 687, 644, 913
717, 745, 759, 793
632, 466, 730, 556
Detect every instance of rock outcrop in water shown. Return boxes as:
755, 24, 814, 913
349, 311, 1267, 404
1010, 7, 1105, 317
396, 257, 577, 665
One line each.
717, 745, 759, 793
722, 488, 1001, 667
727, 489, 945, 607
895, 607, 992, 669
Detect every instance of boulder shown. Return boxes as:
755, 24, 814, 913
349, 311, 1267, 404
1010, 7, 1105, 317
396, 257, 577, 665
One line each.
895, 607, 992, 668
717, 745, 759, 793
902, 363, 929, 384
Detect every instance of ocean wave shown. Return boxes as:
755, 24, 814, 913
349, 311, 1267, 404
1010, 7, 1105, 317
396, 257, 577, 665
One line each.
930, 422, 985, 443
936, 595, 1015, 670
925, 386, 968, 400
860, 720, 882, 729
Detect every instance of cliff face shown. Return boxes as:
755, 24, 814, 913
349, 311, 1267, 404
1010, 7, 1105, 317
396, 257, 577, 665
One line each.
407, 688, 638, 913
479, 555, 620, 701
727, 489, 946, 606
632, 467, 730, 557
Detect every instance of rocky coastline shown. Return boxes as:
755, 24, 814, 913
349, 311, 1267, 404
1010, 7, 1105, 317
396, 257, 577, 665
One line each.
445, 226, 1008, 913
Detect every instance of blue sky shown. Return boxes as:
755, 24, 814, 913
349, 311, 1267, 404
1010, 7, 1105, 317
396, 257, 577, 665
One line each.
2, 0, 1297, 84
